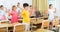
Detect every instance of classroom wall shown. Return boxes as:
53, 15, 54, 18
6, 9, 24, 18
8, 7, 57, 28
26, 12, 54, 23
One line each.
32, 0, 48, 15
32, 0, 37, 8
55, 0, 60, 16
32, 0, 48, 11
0, 0, 32, 10
38, 0, 48, 11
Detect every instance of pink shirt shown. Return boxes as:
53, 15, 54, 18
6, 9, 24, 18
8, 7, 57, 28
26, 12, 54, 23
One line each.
0, 10, 6, 20
10, 11, 18, 23
0, 15, 6, 20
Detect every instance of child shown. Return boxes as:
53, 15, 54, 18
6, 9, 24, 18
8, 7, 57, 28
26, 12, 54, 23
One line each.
10, 5, 18, 23
17, 2, 23, 19
0, 5, 7, 20
29, 5, 35, 18
22, 3, 30, 31
48, 4, 56, 30
48, 4, 56, 21
17, 2, 22, 13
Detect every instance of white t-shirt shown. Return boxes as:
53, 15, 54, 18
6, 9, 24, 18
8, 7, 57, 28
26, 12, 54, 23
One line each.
48, 8, 55, 21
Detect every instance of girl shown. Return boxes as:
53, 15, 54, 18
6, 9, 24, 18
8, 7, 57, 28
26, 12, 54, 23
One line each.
10, 5, 18, 23
48, 4, 56, 21
29, 5, 35, 18
0, 5, 7, 20
48, 4, 56, 30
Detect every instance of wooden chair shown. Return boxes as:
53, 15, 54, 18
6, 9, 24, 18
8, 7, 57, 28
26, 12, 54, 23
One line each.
37, 19, 43, 24
30, 18, 36, 31
0, 27, 7, 32
42, 20, 49, 29
36, 19, 43, 28
0, 24, 8, 32
36, 29, 54, 32
53, 19, 59, 27
52, 19, 59, 32
13, 23, 25, 32
30, 18, 36, 24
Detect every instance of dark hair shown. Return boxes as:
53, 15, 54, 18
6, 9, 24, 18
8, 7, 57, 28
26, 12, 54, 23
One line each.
23, 3, 29, 8
49, 4, 52, 8
17, 2, 20, 4
12, 5, 16, 10
0, 5, 3, 8
30, 5, 32, 7
17, 2, 20, 6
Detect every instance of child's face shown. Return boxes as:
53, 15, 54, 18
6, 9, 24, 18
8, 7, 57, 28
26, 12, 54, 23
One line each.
13, 7, 16, 11
17, 4, 20, 7
50, 5, 53, 9
1, 7, 4, 10
25, 6, 29, 10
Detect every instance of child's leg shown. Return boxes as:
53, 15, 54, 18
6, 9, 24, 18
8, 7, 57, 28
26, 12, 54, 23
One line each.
23, 23, 30, 31
26, 23, 30, 31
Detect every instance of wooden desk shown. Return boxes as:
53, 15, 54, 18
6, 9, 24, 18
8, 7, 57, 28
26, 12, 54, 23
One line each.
0, 20, 9, 24
30, 18, 43, 24
18, 18, 42, 24
0, 23, 25, 32
36, 29, 54, 32
0, 27, 7, 32
0, 23, 18, 28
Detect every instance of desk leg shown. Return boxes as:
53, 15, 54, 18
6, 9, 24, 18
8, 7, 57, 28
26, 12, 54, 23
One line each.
59, 27, 60, 32
7, 27, 8, 32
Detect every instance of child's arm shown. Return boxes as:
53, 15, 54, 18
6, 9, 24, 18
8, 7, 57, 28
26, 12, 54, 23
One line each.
21, 10, 25, 17
18, 10, 20, 16
54, 8, 56, 13
8, 10, 13, 16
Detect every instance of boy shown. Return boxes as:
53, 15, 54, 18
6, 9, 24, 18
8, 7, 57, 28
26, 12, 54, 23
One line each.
22, 3, 30, 32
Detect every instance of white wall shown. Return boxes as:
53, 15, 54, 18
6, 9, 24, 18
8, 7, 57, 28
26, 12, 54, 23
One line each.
0, 0, 32, 9
48, 0, 60, 16
55, 0, 60, 16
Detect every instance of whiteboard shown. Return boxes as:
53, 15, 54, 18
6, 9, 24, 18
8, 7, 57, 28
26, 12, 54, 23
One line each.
0, 0, 32, 9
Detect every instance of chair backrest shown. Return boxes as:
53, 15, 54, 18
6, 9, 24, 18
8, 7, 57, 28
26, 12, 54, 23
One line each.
37, 19, 43, 24
30, 18, 36, 24
0, 27, 7, 32
13, 23, 25, 32
42, 20, 49, 28
0, 24, 7, 32
53, 19, 59, 26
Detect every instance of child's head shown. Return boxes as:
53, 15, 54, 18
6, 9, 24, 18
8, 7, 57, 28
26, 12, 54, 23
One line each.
12, 5, 16, 11
17, 2, 20, 7
0, 5, 4, 10
23, 3, 29, 9
49, 4, 53, 9
30, 5, 32, 9
35, 7, 38, 11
